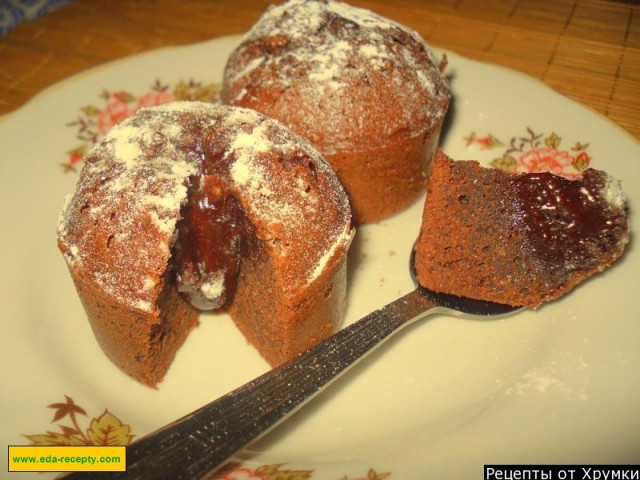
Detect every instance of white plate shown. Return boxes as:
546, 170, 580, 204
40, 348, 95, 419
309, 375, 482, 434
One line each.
1, 35, 639, 479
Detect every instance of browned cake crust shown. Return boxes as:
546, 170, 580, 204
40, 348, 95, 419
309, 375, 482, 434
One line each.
58, 102, 354, 386
414, 151, 629, 309
221, 0, 450, 224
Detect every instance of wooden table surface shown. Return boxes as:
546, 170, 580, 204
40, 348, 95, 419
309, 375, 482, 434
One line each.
1, 0, 638, 140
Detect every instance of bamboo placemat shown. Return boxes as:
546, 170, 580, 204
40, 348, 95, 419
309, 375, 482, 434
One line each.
1, 0, 638, 140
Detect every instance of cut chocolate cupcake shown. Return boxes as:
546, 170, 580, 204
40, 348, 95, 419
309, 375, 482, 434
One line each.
58, 102, 354, 386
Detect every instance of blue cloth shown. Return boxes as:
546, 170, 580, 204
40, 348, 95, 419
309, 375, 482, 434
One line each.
0, 0, 71, 36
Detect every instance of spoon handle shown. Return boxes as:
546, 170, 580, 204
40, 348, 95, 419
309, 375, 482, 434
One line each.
67, 289, 435, 479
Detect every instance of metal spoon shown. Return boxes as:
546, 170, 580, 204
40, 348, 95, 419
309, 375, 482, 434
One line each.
65, 250, 521, 479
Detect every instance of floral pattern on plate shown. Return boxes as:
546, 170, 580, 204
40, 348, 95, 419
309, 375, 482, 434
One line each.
24, 395, 134, 446
464, 128, 592, 179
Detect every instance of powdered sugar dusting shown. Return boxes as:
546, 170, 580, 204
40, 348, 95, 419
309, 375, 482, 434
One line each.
228, 122, 275, 157
231, 154, 274, 197
134, 300, 154, 313
602, 175, 626, 212
228, 56, 264, 83
58, 102, 353, 311
309, 223, 355, 282
502, 363, 589, 402
222, 106, 261, 126
223, 0, 449, 141
142, 276, 156, 292
227, 117, 305, 224
325, 0, 394, 30
221, 110, 353, 253
201, 271, 226, 302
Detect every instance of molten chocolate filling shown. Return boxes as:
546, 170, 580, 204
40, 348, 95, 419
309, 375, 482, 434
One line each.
172, 175, 254, 310
511, 171, 625, 272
